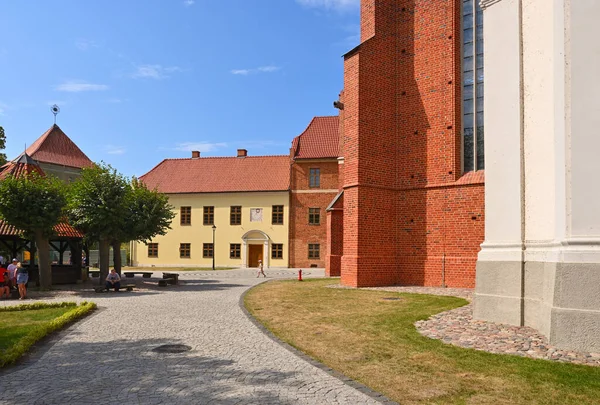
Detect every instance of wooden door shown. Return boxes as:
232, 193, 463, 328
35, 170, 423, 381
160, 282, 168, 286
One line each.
248, 245, 263, 267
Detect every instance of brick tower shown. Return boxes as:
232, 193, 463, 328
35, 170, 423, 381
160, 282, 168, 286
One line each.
329, 0, 485, 288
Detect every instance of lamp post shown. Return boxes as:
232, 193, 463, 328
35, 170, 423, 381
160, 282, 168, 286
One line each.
212, 224, 216, 270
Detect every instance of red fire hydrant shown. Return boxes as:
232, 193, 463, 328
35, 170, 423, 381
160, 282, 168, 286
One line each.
298, 269, 303, 281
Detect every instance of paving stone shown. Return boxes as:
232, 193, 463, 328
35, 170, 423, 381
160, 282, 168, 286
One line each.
0, 269, 387, 404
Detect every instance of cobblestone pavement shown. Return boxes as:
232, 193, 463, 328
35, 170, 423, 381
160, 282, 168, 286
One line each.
362, 284, 600, 367
0, 269, 386, 405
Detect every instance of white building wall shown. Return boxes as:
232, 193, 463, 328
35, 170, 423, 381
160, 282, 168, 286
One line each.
475, 0, 600, 352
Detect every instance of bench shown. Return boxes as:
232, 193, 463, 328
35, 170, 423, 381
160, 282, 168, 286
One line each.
88, 270, 100, 278
123, 272, 153, 279
162, 272, 179, 285
94, 284, 134, 293
158, 279, 169, 287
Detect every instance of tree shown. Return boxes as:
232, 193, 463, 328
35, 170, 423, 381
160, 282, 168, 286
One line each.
67, 163, 129, 283
0, 172, 67, 288
67, 164, 175, 280
111, 177, 174, 273
0, 126, 7, 166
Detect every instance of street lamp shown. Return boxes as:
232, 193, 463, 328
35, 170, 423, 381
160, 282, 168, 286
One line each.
212, 224, 216, 270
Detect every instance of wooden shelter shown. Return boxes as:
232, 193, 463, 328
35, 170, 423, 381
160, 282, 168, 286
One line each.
0, 144, 87, 284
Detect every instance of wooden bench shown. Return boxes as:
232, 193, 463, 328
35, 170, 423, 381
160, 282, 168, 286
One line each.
123, 272, 153, 279
94, 284, 134, 293
88, 270, 100, 278
162, 272, 179, 285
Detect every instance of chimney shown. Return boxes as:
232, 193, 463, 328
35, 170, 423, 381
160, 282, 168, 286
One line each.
191, 151, 200, 159
237, 149, 247, 158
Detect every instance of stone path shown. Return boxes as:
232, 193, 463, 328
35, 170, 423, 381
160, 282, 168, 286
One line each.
366, 285, 600, 367
0, 269, 388, 405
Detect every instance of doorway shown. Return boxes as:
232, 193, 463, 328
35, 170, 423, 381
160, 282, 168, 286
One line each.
248, 244, 263, 267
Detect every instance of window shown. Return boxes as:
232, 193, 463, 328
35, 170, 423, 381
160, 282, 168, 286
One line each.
230, 206, 241, 225
309, 168, 320, 188
308, 208, 320, 225
230, 243, 241, 259
463, 0, 484, 172
308, 244, 320, 259
203, 206, 214, 225
148, 243, 158, 258
272, 244, 283, 259
203, 243, 213, 258
272, 205, 284, 225
180, 243, 191, 258
180, 206, 191, 225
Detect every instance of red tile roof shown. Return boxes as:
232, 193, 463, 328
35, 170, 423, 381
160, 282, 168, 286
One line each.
0, 153, 46, 180
0, 220, 84, 238
140, 155, 291, 194
26, 125, 93, 169
291, 116, 339, 159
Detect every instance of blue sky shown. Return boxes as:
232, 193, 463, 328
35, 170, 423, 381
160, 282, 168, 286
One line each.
0, 0, 359, 177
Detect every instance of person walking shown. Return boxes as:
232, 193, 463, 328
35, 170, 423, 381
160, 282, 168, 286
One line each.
7, 258, 18, 290
0, 266, 9, 299
256, 259, 266, 278
15, 262, 28, 300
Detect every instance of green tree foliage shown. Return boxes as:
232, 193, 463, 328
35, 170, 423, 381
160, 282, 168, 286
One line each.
110, 178, 174, 272
0, 172, 67, 288
0, 126, 7, 166
67, 163, 129, 282
67, 163, 174, 280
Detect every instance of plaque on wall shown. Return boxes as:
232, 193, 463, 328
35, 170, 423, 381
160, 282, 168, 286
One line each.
250, 208, 263, 222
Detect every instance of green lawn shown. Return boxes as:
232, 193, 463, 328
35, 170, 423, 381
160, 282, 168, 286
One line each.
0, 302, 96, 367
245, 279, 600, 405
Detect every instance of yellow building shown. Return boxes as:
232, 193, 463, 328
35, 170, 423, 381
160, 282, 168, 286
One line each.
132, 150, 290, 268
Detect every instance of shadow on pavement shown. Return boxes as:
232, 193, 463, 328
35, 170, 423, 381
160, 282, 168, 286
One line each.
2, 337, 300, 404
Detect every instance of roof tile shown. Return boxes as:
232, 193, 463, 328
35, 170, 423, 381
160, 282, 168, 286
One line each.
292, 116, 339, 159
26, 125, 93, 169
140, 155, 291, 194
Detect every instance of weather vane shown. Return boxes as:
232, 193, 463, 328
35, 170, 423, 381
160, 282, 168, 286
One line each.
51, 104, 60, 124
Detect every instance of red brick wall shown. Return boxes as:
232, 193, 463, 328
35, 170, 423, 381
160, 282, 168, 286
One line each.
326, 195, 344, 277
335, 0, 485, 288
289, 160, 339, 268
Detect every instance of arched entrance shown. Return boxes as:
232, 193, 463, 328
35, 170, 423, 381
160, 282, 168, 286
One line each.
241, 230, 270, 268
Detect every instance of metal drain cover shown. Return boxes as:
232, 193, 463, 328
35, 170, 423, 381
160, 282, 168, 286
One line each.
381, 297, 401, 301
152, 344, 192, 353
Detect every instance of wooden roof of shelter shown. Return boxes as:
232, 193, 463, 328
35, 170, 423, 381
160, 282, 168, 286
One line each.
0, 153, 45, 180
25, 124, 93, 169
0, 152, 84, 238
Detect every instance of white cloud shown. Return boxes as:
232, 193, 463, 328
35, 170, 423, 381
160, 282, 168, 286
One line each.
75, 39, 98, 51
132, 64, 182, 79
0, 102, 6, 116
106, 98, 125, 103
105, 145, 126, 155
55, 81, 109, 92
295, 0, 359, 11
183, 0, 195, 6
230, 65, 281, 75
172, 142, 228, 153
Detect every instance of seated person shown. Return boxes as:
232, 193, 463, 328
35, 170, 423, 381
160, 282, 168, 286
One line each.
105, 269, 121, 291
0, 267, 9, 299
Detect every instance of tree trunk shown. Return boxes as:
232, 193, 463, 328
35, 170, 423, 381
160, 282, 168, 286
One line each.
35, 231, 52, 289
112, 241, 122, 275
98, 238, 110, 286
